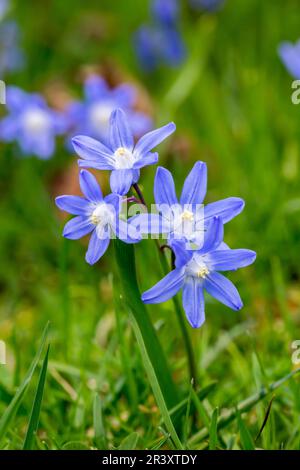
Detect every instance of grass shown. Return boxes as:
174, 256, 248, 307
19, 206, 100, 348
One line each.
0, 0, 300, 450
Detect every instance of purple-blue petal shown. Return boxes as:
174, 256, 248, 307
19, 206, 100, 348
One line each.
110, 169, 134, 195
63, 216, 94, 240
55, 195, 90, 216
142, 267, 185, 304
199, 216, 223, 254
208, 249, 256, 272
204, 197, 245, 224
180, 161, 207, 205
79, 170, 103, 203
170, 239, 193, 269
204, 271, 243, 311
72, 135, 115, 168
182, 277, 205, 328
154, 166, 178, 207
134, 122, 176, 157
85, 230, 110, 265
109, 108, 134, 151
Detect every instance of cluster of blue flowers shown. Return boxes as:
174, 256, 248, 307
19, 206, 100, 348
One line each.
134, 0, 186, 71
56, 108, 256, 329
0, 77, 152, 159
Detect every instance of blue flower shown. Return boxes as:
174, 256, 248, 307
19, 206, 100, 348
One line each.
142, 218, 256, 328
66, 75, 152, 146
55, 170, 141, 265
189, 0, 225, 12
72, 108, 176, 196
151, 0, 179, 26
0, 86, 67, 159
278, 40, 300, 80
0, 21, 25, 75
131, 162, 244, 247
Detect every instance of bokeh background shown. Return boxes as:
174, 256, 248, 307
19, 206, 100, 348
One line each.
0, 0, 300, 450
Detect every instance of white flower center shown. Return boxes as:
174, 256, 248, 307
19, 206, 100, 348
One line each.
89, 102, 113, 131
172, 209, 196, 240
90, 203, 114, 234
186, 254, 210, 279
114, 147, 135, 169
22, 109, 50, 135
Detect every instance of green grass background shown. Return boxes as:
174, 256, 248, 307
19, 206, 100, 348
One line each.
0, 0, 300, 450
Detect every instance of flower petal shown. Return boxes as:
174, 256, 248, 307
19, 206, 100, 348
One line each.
204, 197, 245, 224
199, 216, 223, 254
130, 213, 169, 235
170, 239, 193, 269
79, 170, 103, 203
72, 135, 114, 168
154, 166, 178, 207
85, 229, 110, 265
208, 249, 256, 272
133, 152, 158, 169
110, 169, 134, 195
109, 108, 134, 151
55, 195, 90, 216
142, 268, 185, 304
63, 216, 94, 240
134, 122, 176, 157
182, 278, 205, 328
115, 219, 141, 243
84, 75, 108, 101
204, 271, 243, 311
180, 161, 207, 205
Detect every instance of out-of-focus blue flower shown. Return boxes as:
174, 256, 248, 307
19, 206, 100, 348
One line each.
142, 219, 256, 328
66, 75, 152, 146
0, 0, 9, 19
151, 0, 179, 26
190, 0, 225, 11
134, 25, 186, 71
55, 170, 141, 265
0, 86, 67, 159
72, 108, 175, 196
134, 0, 185, 71
0, 21, 25, 75
131, 162, 244, 247
278, 40, 300, 80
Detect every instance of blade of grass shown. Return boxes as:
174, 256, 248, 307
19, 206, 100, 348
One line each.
130, 314, 183, 450
93, 393, 107, 450
118, 432, 139, 450
209, 407, 219, 450
255, 395, 275, 443
0, 322, 49, 443
238, 413, 255, 450
188, 368, 300, 446
114, 240, 178, 409
23, 345, 50, 450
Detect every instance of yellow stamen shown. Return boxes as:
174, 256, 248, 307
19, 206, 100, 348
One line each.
181, 210, 194, 222
197, 267, 209, 278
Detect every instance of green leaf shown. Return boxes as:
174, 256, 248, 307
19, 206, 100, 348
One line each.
114, 241, 178, 409
62, 441, 90, 450
209, 407, 219, 450
93, 393, 107, 450
131, 314, 183, 450
238, 413, 255, 450
118, 432, 139, 450
0, 322, 50, 443
23, 345, 50, 450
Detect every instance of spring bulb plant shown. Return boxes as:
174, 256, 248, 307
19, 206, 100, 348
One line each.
56, 107, 256, 329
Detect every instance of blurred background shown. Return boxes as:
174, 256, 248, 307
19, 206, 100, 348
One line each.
0, 0, 300, 450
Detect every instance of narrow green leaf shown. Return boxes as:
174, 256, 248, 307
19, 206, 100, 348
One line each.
118, 432, 139, 450
131, 315, 183, 450
255, 395, 275, 442
114, 241, 178, 409
209, 407, 219, 450
191, 388, 211, 430
238, 414, 255, 450
0, 322, 50, 442
23, 345, 50, 450
93, 393, 107, 450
